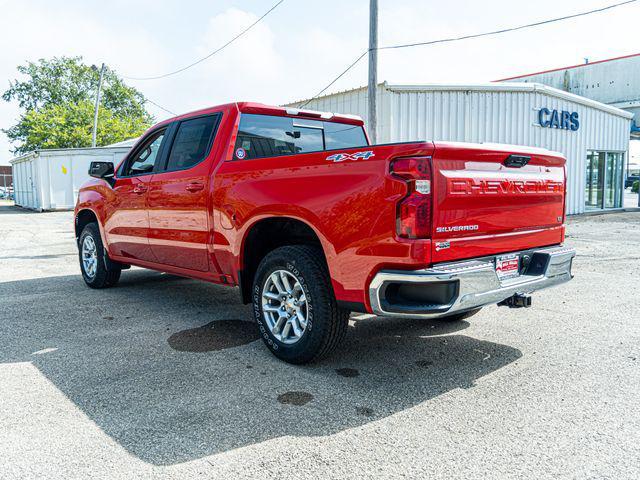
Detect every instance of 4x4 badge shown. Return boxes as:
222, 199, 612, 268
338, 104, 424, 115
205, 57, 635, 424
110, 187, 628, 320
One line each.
326, 151, 375, 163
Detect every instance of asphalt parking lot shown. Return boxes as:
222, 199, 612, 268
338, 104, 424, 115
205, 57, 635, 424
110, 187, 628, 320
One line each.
1, 205, 639, 479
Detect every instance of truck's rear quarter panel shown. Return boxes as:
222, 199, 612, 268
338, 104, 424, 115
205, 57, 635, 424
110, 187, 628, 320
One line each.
213, 142, 434, 305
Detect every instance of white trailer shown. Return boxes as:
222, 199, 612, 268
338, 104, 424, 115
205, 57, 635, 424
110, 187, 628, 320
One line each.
10, 146, 130, 211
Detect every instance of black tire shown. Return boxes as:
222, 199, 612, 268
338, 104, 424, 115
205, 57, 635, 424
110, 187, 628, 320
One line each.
437, 308, 481, 322
78, 222, 121, 289
252, 245, 349, 364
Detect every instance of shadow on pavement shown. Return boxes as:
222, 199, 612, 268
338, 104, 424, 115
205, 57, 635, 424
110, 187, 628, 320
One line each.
0, 204, 37, 214
0, 270, 522, 465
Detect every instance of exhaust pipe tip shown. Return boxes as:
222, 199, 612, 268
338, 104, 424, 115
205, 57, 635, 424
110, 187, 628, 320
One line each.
498, 293, 532, 309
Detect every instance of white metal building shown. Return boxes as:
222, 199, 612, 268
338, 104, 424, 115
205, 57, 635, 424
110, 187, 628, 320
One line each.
10, 145, 130, 211
288, 82, 633, 215
495, 53, 640, 137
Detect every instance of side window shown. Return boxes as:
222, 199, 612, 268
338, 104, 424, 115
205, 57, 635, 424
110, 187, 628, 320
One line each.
234, 114, 324, 159
324, 122, 367, 150
233, 114, 368, 160
122, 130, 165, 176
164, 115, 218, 171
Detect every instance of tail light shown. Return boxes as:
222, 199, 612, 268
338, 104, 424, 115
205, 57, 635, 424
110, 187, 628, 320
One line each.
391, 157, 432, 239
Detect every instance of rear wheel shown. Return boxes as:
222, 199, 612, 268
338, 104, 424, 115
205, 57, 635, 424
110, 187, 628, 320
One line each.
437, 308, 481, 322
252, 245, 349, 364
78, 223, 121, 289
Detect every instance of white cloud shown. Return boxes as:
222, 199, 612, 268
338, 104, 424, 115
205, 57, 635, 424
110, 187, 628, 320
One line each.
191, 7, 285, 104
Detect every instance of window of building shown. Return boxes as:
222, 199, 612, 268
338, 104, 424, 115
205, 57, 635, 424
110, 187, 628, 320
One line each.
585, 150, 624, 210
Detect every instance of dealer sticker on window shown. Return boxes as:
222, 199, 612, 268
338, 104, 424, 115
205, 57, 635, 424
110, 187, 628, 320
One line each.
495, 254, 520, 280
235, 147, 247, 159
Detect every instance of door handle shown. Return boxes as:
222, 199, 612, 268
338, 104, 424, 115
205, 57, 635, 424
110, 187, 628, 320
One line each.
186, 182, 204, 192
133, 184, 148, 194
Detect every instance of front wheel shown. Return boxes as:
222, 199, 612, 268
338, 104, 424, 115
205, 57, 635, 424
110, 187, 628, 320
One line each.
252, 245, 349, 364
78, 223, 121, 289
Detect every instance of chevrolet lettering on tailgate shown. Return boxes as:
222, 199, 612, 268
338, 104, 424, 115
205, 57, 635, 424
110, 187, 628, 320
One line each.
448, 178, 564, 196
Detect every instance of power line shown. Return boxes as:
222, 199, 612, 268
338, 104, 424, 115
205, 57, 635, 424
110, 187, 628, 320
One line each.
301, 0, 637, 107
379, 0, 637, 51
302, 50, 369, 107
144, 98, 177, 116
124, 0, 285, 81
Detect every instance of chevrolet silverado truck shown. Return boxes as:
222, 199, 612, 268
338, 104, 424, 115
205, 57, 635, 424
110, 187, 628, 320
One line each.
75, 102, 575, 363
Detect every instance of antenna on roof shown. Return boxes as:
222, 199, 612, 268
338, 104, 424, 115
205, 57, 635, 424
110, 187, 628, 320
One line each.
584, 57, 589, 64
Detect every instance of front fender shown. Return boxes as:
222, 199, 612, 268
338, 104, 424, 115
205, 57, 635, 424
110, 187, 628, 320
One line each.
75, 181, 112, 249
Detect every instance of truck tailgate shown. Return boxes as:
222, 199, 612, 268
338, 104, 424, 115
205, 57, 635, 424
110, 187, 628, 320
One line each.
431, 142, 566, 263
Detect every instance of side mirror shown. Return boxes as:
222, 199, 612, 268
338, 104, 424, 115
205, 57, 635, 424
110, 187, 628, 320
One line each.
89, 161, 115, 185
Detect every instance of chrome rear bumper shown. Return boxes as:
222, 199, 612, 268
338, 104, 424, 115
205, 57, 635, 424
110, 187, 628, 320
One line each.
368, 245, 575, 318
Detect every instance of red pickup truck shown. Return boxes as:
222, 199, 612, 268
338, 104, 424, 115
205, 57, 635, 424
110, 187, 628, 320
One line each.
75, 102, 575, 363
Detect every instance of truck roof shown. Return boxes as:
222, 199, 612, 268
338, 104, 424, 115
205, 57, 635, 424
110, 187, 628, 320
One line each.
236, 102, 365, 126
151, 102, 365, 129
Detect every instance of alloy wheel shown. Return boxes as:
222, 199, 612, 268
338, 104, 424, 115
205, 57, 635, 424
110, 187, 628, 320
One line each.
82, 235, 98, 279
261, 269, 308, 344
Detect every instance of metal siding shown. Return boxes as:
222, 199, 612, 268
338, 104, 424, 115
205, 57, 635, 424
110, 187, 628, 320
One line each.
18, 160, 27, 208
12, 162, 21, 206
12, 155, 40, 210
38, 154, 50, 210
502, 54, 640, 126
13, 161, 22, 207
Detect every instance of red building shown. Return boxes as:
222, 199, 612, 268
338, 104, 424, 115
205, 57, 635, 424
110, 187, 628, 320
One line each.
0, 165, 12, 190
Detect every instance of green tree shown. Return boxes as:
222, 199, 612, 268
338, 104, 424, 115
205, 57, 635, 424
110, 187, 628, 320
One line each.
2, 56, 154, 154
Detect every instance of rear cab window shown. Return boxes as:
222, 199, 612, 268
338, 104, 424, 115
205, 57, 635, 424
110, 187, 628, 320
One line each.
233, 114, 367, 160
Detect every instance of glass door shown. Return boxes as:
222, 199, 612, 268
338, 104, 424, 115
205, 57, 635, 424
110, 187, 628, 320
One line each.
585, 151, 624, 210
604, 152, 624, 208
585, 151, 604, 210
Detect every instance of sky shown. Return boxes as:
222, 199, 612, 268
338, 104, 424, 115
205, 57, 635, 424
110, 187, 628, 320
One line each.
0, 0, 639, 165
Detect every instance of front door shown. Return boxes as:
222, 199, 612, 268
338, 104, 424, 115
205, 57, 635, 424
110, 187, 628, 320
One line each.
105, 128, 167, 262
585, 151, 624, 210
147, 114, 220, 272
585, 151, 605, 210
604, 152, 624, 208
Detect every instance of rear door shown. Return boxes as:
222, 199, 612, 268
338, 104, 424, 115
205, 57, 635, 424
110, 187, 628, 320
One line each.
430, 142, 566, 263
146, 114, 221, 272
105, 128, 168, 262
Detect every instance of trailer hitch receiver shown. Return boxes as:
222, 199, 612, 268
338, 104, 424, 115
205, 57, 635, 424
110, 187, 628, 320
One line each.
498, 293, 532, 308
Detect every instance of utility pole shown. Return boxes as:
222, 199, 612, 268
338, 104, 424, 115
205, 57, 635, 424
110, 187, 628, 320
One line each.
91, 63, 105, 148
368, 0, 378, 144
